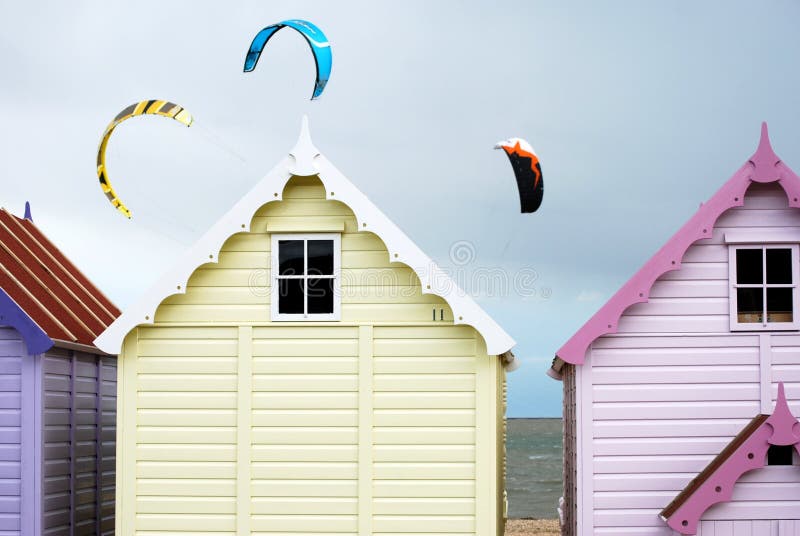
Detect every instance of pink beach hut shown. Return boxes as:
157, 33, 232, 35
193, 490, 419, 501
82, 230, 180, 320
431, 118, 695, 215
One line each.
0, 204, 119, 535
550, 125, 800, 536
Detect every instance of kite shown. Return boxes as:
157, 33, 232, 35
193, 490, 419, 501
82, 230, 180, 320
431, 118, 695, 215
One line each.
495, 138, 544, 213
97, 100, 193, 218
244, 19, 332, 100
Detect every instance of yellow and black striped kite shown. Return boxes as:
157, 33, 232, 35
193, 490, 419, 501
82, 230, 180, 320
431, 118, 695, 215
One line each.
97, 100, 193, 218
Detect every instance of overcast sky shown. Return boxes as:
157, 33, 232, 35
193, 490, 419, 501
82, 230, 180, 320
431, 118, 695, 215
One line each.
1, 1, 799, 416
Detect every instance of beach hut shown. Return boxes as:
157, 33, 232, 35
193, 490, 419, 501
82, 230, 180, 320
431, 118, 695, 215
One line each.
0, 203, 119, 535
95, 117, 517, 536
551, 124, 800, 536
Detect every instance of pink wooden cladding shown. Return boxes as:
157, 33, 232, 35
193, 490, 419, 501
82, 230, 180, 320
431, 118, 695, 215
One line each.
771, 337, 800, 417
693, 520, 800, 535
557, 123, 800, 365
580, 181, 800, 535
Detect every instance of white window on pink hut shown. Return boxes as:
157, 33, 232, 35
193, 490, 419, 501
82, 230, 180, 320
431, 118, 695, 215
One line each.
727, 237, 800, 331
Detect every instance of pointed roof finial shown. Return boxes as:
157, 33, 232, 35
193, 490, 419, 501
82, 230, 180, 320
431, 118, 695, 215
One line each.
749, 122, 781, 183
299, 115, 312, 144
766, 382, 800, 446
23, 201, 32, 221
289, 114, 320, 176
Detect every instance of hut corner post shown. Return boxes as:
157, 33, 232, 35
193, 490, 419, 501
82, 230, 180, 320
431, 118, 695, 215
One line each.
476, 335, 500, 535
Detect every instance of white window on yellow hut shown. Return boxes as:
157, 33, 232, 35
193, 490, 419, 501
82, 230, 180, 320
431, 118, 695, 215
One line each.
271, 233, 341, 320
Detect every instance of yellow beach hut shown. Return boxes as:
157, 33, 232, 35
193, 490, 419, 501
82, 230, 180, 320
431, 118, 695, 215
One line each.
95, 117, 517, 536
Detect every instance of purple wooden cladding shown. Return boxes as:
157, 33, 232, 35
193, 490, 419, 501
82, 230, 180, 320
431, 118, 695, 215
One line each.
41, 347, 116, 535
0, 326, 116, 536
664, 383, 800, 535
555, 123, 800, 366
0, 329, 24, 533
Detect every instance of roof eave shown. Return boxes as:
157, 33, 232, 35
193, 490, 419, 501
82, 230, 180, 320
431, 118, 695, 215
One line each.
52, 338, 114, 356
94, 156, 293, 354
546, 356, 565, 380
0, 288, 53, 355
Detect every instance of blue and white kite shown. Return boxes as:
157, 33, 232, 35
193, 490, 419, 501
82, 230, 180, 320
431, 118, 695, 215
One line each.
244, 19, 332, 100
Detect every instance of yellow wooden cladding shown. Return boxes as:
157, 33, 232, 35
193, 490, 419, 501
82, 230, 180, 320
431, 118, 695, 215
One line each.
237, 326, 253, 534
116, 176, 504, 535
266, 220, 345, 232
160, 177, 453, 324
358, 325, 373, 536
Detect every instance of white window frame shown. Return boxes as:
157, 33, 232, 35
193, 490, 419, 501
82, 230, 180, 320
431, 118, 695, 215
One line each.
728, 243, 800, 331
271, 233, 341, 321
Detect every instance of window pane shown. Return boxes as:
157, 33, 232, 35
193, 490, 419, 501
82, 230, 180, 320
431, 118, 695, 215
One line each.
308, 240, 334, 275
278, 240, 304, 275
737, 287, 763, 323
767, 287, 793, 323
307, 278, 334, 314
736, 249, 763, 284
278, 279, 304, 314
767, 248, 793, 284
767, 444, 794, 465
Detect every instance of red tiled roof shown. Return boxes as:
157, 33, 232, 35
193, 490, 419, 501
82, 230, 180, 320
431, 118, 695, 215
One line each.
0, 208, 120, 348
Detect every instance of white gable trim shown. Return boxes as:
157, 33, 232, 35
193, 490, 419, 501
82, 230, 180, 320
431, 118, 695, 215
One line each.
94, 117, 516, 359
725, 229, 800, 244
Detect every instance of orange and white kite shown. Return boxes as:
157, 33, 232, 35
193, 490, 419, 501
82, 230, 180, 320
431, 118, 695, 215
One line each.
495, 138, 543, 213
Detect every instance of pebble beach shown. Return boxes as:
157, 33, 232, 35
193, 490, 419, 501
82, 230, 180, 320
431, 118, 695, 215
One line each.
506, 519, 560, 535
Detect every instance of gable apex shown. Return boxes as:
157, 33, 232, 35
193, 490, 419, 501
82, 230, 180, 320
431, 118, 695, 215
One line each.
554, 123, 800, 370
288, 115, 320, 176
750, 122, 781, 183
95, 117, 516, 359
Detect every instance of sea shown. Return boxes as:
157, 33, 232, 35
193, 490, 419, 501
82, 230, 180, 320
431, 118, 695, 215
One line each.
506, 418, 562, 519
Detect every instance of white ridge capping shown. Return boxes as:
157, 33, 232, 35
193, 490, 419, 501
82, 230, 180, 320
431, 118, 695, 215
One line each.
95, 116, 517, 363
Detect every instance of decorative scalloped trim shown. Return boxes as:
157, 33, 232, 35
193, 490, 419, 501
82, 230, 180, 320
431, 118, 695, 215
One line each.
95, 117, 515, 358
556, 123, 800, 365
666, 422, 772, 535
662, 383, 800, 535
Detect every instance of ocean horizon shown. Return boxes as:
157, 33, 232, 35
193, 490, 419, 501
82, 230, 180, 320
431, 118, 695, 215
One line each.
507, 418, 562, 519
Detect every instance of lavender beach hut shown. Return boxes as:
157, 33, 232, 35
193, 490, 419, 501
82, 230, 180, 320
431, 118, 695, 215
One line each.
0, 204, 119, 535
551, 125, 800, 536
